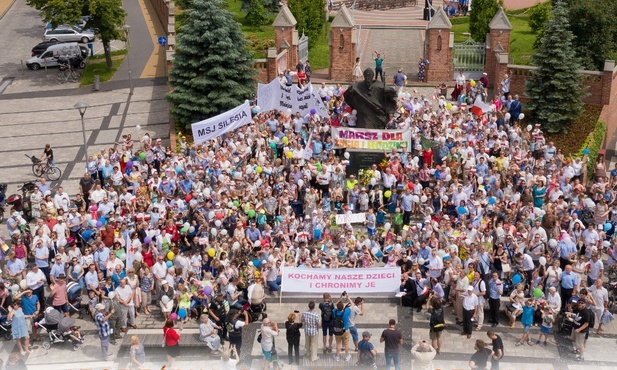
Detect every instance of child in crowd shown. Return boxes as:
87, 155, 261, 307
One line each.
536, 306, 554, 346
516, 299, 537, 346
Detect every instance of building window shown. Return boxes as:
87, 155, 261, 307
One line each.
339, 34, 345, 49
437, 35, 442, 51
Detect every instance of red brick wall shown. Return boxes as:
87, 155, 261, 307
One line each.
329, 29, 356, 81
426, 29, 452, 83
486, 30, 510, 90
252, 60, 268, 84
600, 67, 617, 145
150, 0, 170, 30
507, 65, 608, 106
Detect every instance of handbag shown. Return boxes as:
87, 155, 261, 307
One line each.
502, 263, 511, 273
506, 302, 517, 312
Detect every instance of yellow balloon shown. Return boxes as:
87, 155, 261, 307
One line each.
282, 137, 288, 144
207, 248, 216, 257
446, 103, 453, 110
167, 251, 174, 260
286, 151, 293, 159
384, 190, 392, 198
256, 166, 263, 173
470, 80, 476, 87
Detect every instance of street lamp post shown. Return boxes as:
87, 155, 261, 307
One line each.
123, 24, 133, 95
74, 102, 89, 170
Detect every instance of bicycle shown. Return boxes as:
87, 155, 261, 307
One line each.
26, 154, 61, 181
56, 68, 81, 84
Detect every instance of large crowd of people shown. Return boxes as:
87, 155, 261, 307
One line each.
0, 64, 615, 369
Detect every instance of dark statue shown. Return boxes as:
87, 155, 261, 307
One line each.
343, 68, 398, 129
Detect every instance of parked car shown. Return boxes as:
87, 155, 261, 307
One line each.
43, 26, 95, 43
26, 43, 87, 70
31, 41, 89, 58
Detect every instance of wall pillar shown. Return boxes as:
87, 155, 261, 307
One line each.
329, 5, 356, 81
425, 7, 452, 83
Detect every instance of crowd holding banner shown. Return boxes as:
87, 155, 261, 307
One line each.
2, 69, 615, 366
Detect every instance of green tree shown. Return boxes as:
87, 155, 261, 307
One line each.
26, 0, 126, 69
245, 0, 269, 26
566, 0, 617, 70
469, 0, 502, 42
528, 1, 551, 33
287, 0, 325, 46
525, 0, 584, 133
167, 0, 255, 128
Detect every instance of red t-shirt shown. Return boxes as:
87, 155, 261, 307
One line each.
163, 327, 180, 346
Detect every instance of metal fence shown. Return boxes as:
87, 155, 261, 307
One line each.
452, 35, 485, 80
298, 30, 309, 63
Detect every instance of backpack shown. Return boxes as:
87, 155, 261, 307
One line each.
587, 308, 595, 329
430, 309, 447, 332
357, 340, 376, 366
321, 302, 334, 322
332, 310, 345, 336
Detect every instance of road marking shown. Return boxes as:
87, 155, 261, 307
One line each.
0, 77, 13, 94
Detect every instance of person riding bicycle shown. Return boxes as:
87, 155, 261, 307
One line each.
41, 144, 55, 166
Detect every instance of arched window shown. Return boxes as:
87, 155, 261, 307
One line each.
437, 35, 442, 51
339, 34, 345, 49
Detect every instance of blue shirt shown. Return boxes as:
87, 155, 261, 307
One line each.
400, 193, 413, 212
21, 294, 39, 315
95, 311, 111, 337
34, 246, 49, 268
94, 247, 111, 270
488, 279, 503, 300
560, 271, 578, 289
333, 307, 351, 330
558, 240, 576, 259
521, 305, 535, 326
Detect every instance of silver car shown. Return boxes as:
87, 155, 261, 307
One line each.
43, 26, 95, 43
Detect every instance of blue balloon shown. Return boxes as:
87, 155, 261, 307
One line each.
605, 223, 612, 231
253, 259, 261, 268
512, 273, 522, 285
178, 308, 187, 319
583, 148, 590, 155
166, 261, 173, 268
457, 206, 467, 215
488, 197, 496, 205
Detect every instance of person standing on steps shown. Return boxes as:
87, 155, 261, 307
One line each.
319, 293, 335, 354
94, 302, 114, 361
380, 318, 403, 370
332, 295, 352, 363
301, 300, 322, 362
372, 50, 385, 82
348, 296, 365, 352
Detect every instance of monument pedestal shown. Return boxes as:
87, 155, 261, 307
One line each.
345, 150, 386, 176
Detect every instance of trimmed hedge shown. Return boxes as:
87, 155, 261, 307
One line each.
575, 120, 606, 175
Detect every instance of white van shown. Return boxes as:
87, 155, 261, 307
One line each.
26, 42, 85, 70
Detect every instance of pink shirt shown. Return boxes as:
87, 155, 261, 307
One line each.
52, 282, 67, 306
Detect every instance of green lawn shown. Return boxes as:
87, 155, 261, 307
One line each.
449, 12, 536, 65
226, 0, 330, 69
80, 55, 126, 86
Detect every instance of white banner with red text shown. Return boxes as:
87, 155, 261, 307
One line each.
281, 267, 401, 293
331, 127, 411, 150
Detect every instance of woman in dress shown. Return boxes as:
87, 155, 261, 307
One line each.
163, 318, 182, 369
129, 335, 146, 369
417, 58, 426, 82
7, 301, 31, 355
199, 314, 222, 354
353, 57, 363, 81
139, 265, 154, 314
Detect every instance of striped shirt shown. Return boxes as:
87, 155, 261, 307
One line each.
301, 309, 321, 337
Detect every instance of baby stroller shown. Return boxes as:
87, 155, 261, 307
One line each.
247, 301, 267, 323
559, 296, 580, 335
0, 307, 13, 340
38, 308, 83, 351
247, 283, 267, 322
66, 281, 84, 319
